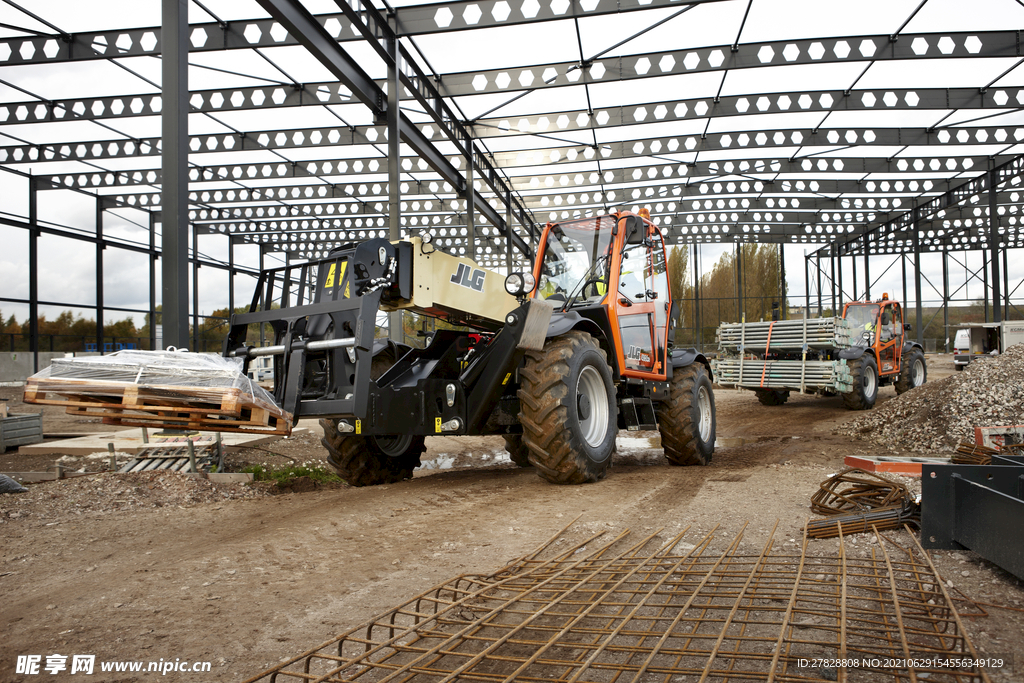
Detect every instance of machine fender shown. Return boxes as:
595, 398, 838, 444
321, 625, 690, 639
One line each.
545, 310, 605, 342
903, 341, 924, 354
669, 348, 711, 375
838, 346, 868, 361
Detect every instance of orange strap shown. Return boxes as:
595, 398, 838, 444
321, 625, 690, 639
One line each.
759, 320, 775, 387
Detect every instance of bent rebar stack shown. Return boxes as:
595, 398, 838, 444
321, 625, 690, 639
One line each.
244, 523, 991, 683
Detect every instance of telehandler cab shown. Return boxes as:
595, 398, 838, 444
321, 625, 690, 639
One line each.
223, 210, 715, 486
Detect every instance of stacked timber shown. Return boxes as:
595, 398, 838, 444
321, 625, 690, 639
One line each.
717, 317, 854, 353
23, 350, 291, 435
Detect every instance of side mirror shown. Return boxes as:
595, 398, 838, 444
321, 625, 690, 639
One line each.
904, 323, 912, 331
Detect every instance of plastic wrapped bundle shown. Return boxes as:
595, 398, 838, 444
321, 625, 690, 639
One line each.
23, 350, 291, 435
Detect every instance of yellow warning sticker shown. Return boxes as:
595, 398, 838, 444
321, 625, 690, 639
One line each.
355, 419, 361, 435
435, 417, 442, 433
324, 262, 349, 297
502, 372, 512, 385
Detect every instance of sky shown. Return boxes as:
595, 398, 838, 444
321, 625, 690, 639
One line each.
0, 0, 1022, 332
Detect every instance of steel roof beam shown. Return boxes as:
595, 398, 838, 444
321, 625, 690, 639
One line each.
0, 80, 1017, 127
36, 152, 1008, 191
807, 153, 1024, 257
0, 0, 727, 66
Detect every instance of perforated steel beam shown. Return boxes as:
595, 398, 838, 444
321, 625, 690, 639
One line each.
2, 81, 1017, 126
0, 0, 727, 66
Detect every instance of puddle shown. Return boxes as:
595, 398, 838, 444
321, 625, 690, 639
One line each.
716, 437, 749, 448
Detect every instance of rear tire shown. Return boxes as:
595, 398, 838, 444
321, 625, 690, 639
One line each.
502, 434, 533, 467
320, 353, 425, 486
754, 389, 790, 406
657, 363, 715, 466
895, 348, 927, 395
842, 355, 879, 410
518, 331, 616, 484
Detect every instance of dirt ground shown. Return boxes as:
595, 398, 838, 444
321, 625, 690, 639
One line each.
1, 354, 1022, 681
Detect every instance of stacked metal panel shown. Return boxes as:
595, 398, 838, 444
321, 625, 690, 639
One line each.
713, 357, 853, 393
717, 317, 855, 352
712, 317, 854, 393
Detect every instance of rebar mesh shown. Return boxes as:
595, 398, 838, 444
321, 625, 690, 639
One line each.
244, 522, 990, 683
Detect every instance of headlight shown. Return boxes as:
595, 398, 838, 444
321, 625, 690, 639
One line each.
504, 272, 536, 296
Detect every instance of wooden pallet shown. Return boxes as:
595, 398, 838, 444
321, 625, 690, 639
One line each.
24, 378, 292, 435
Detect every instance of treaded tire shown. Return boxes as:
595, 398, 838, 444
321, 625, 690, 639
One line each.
657, 363, 715, 466
518, 331, 616, 484
842, 355, 879, 410
320, 354, 425, 486
894, 348, 927, 395
502, 435, 533, 467
754, 389, 790, 406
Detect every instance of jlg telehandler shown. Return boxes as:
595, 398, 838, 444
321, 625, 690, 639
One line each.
223, 210, 716, 485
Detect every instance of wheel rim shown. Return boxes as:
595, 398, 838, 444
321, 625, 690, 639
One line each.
374, 434, 413, 457
697, 385, 713, 442
864, 364, 877, 396
576, 365, 609, 448
912, 358, 925, 387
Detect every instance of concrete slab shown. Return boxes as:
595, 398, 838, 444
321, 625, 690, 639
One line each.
18, 428, 287, 456
844, 454, 951, 477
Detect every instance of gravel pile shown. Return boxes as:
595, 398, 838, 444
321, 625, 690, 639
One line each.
0, 470, 269, 524
836, 343, 1024, 452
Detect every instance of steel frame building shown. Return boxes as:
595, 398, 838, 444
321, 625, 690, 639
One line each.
0, 0, 1022, 360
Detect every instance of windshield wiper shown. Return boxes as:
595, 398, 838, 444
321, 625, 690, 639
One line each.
561, 253, 610, 312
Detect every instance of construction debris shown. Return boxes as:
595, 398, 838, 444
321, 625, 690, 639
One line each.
810, 467, 910, 515
806, 468, 919, 539
952, 441, 999, 465
836, 342, 1024, 452
23, 350, 292, 435
243, 521, 991, 683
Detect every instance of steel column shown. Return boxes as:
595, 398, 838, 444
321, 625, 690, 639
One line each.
160, 0, 190, 349
1003, 241, 1009, 321
816, 252, 822, 317
192, 226, 199, 351
96, 198, 105, 354
228, 237, 235, 319
988, 169, 1002, 324
837, 245, 844, 311
942, 248, 949, 352
387, 27, 403, 345
506, 191, 513, 273
778, 243, 785, 320
149, 212, 157, 350
913, 208, 923, 345
830, 245, 836, 315
864, 239, 871, 301
804, 251, 810, 318
28, 177, 38, 372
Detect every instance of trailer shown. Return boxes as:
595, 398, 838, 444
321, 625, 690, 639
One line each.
952, 321, 1024, 370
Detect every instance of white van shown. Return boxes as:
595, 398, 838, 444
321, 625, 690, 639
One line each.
952, 329, 972, 371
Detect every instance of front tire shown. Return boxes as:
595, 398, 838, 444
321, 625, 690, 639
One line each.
518, 331, 616, 484
320, 353, 425, 486
754, 388, 790, 406
657, 363, 715, 466
502, 434, 533, 467
842, 355, 879, 410
895, 348, 927, 395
